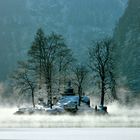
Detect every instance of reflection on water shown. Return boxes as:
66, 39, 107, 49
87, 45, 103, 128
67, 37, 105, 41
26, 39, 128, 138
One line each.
0, 103, 140, 128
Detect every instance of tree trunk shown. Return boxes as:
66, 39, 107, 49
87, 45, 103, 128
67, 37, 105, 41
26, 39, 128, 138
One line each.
100, 78, 105, 107
46, 81, 52, 109
100, 92, 105, 107
58, 75, 62, 94
49, 67, 53, 109
111, 86, 118, 100
49, 83, 53, 109
46, 68, 53, 109
31, 89, 35, 108
78, 86, 82, 106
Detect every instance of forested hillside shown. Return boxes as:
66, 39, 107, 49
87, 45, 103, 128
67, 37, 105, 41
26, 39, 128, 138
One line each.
0, 0, 127, 80
114, 0, 140, 97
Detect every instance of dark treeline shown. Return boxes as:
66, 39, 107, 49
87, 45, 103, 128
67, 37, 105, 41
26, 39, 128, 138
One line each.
11, 28, 117, 108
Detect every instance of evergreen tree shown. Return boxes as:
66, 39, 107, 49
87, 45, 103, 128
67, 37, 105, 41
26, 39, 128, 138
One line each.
28, 28, 46, 89
28, 29, 72, 108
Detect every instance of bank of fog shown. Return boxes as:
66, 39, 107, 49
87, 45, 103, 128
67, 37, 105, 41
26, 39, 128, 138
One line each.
0, 82, 140, 127
0, 102, 139, 127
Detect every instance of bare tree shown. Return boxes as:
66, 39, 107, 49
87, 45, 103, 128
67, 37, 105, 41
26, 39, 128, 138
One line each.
56, 46, 75, 94
89, 39, 117, 106
44, 33, 69, 108
73, 64, 88, 106
12, 61, 36, 108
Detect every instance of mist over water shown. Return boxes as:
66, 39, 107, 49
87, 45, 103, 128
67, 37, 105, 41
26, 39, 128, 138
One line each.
0, 102, 140, 128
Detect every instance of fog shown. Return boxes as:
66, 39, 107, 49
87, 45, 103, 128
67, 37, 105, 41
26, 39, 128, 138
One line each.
0, 102, 140, 128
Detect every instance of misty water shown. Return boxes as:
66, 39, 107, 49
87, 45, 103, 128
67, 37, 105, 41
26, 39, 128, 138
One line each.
0, 102, 140, 128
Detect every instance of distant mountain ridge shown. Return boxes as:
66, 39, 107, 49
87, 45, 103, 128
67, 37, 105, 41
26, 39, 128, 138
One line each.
0, 0, 127, 80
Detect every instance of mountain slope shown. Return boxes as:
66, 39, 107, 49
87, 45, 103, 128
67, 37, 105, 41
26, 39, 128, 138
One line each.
114, 0, 140, 95
0, 0, 127, 80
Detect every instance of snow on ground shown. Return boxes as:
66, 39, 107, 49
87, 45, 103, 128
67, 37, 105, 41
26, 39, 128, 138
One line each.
0, 102, 140, 127
15, 96, 92, 115
57, 96, 79, 107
